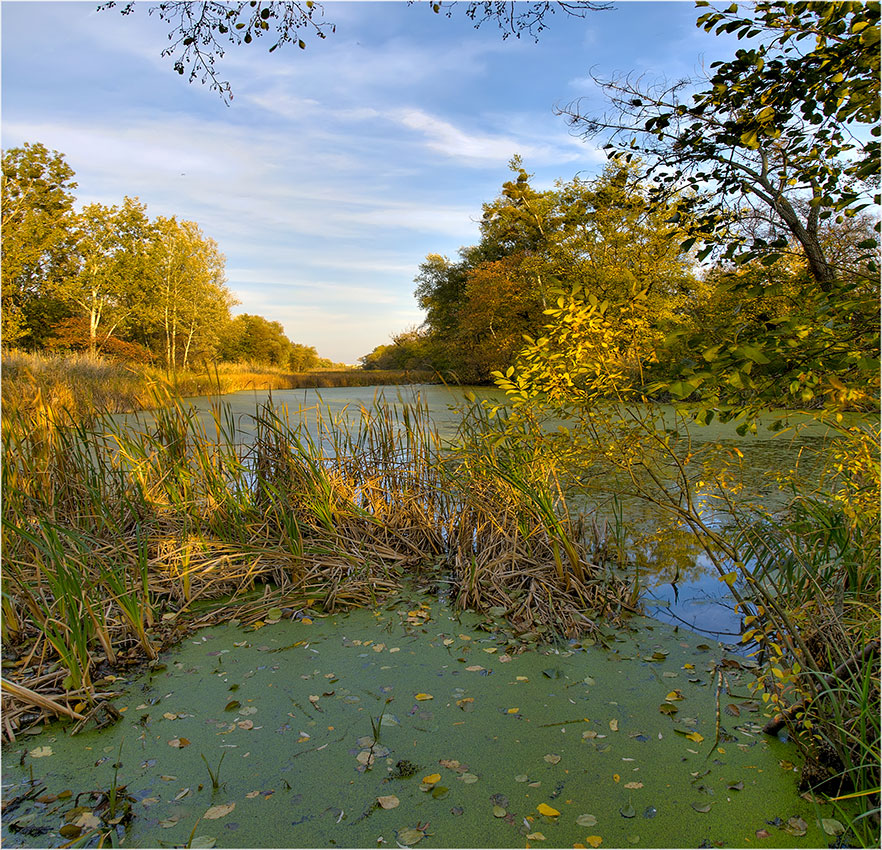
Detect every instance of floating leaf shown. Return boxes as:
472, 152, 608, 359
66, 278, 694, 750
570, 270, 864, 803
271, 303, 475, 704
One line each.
461, 773, 479, 784
659, 704, 678, 716
159, 816, 180, 828
691, 802, 712, 813
422, 773, 441, 785
526, 833, 546, 841
724, 703, 741, 717
755, 829, 770, 839
203, 802, 235, 819
665, 690, 684, 701
613, 774, 620, 783
609, 719, 618, 732
543, 753, 561, 764
168, 737, 190, 748
492, 805, 506, 818
685, 731, 704, 743
29, 746, 53, 758
431, 786, 449, 799
576, 814, 598, 827
265, 607, 283, 621
397, 827, 425, 846
727, 781, 744, 791
537, 803, 560, 817
586, 837, 603, 848
465, 665, 485, 672
542, 668, 563, 679
515, 774, 528, 783
506, 707, 520, 714
414, 693, 433, 701
624, 782, 643, 790
377, 795, 399, 810
784, 816, 807, 837
190, 838, 216, 849
620, 803, 636, 818
821, 818, 845, 836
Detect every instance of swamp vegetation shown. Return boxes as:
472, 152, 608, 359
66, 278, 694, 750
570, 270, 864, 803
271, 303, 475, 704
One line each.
0, 375, 879, 847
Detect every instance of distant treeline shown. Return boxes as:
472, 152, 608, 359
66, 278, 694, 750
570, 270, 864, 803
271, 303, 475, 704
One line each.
1, 142, 343, 372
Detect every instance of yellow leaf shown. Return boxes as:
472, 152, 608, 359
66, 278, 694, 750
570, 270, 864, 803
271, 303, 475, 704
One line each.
624, 782, 644, 789
586, 837, 603, 848
203, 802, 235, 819
613, 773, 620, 783
422, 773, 441, 785
507, 707, 520, 714
720, 571, 737, 586
683, 663, 694, 670
537, 803, 560, 817
526, 833, 546, 841
414, 693, 433, 700
609, 719, 618, 731
685, 731, 704, 743
665, 690, 684, 701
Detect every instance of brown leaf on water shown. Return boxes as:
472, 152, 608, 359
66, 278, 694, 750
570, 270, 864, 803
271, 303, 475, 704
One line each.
168, 737, 190, 748
623, 782, 643, 790
755, 829, 770, 839
377, 795, 400, 810
543, 753, 561, 764
724, 703, 741, 717
659, 704, 678, 716
203, 802, 235, 820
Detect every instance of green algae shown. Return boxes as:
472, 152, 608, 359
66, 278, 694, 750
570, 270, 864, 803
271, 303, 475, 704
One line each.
2, 598, 841, 848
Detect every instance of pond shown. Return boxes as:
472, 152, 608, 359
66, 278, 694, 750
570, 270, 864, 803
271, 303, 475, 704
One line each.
115, 384, 840, 642
1, 594, 840, 848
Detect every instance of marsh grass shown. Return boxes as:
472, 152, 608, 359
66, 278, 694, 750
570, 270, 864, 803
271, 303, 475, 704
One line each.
1, 393, 628, 738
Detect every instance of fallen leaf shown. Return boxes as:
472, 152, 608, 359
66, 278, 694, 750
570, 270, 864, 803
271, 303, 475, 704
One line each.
465, 665, 485, 672
492, 805, 506, 817
396, 827, 424, 846
543, 753, 561, 764
576, 814, 598, 827
685, 731, 704, 743
726, 781, 744, 791
203, 802, 235, 820
537, 803, 560, 817
620, 803, 636, 818
783, 816, 807, 837
613, 774, 620, 783
461, 773, 479, 784
75, 812, 101, 830
422, 774, 441, 785
665, 690, 684, 701
29, 746, 52, 758
159, 816, 180, 828
724, 703, 741, 717
755, 829, 770, 839
691, 802, 712, 813
659, 704, 678, 716
515, 774, 528, 782
820, 818, 845, 836
586, 837, 603, 848
246, 790, 260, 799
624, 782, 643, 790
526, 833, 546, 841
377, 795, 399, 810
609, 719, 618, 732
168, 737, 190, 748
506, 707, 520, 714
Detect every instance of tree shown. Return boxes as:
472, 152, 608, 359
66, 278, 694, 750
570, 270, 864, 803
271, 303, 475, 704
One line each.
99, 1, 609, 101
1, 143, 78, 347
147, 216, 233, 370
56, 197, 152, 355
564, 1, 880, 289
218, 313, 294, 367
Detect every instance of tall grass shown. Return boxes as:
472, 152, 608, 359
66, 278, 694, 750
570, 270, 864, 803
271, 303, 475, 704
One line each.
1, 392, 628, 738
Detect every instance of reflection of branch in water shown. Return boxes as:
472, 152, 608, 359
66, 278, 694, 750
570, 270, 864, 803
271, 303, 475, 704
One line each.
643, 595, 743, 638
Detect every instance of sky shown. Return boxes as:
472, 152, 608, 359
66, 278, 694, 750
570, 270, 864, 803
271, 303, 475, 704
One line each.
1, 0, 744, 363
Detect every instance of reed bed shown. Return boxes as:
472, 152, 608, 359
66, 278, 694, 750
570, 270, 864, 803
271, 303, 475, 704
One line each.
1, 394, 628, 739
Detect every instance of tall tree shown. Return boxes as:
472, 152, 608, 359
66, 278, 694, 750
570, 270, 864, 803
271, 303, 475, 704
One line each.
148, 217, 232, 370
1, 143, 78, 347
57, 197, 152, 355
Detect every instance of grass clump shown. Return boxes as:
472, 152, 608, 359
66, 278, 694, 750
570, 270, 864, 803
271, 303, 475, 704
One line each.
0, 393, 628, 739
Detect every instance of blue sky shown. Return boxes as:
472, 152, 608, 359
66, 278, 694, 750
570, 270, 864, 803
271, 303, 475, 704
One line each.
2, 1, 741, 363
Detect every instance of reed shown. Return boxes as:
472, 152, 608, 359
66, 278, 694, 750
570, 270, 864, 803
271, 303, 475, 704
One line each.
1, 392, 628, 738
